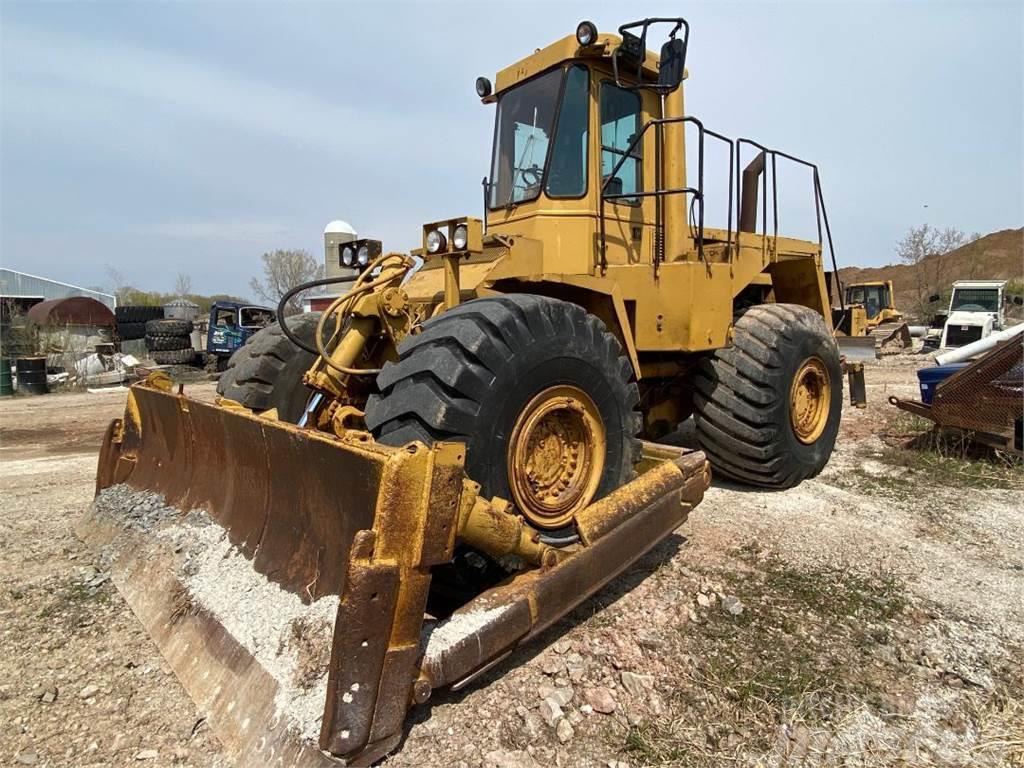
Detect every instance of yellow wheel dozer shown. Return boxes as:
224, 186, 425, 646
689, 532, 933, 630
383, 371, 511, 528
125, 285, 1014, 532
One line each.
79, 15, 859, 766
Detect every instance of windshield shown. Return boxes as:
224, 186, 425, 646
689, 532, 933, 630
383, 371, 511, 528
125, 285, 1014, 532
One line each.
846, 285, 889, 319
951, 288, 999, 313
489, 66, 589, 208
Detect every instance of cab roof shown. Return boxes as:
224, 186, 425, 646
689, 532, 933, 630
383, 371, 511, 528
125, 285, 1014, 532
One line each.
492, 32, 670, 98
952, 280, 1006, 289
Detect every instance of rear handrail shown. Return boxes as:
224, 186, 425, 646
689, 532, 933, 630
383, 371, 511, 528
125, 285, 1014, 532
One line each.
735, 138, 844, 310
598, 120, 844, 311
599, 116, 734, 275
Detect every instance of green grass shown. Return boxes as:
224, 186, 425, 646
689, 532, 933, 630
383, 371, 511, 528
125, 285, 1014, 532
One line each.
620, 550, 910, 765
851, 411, 1024, 493
624, 723, 691, 764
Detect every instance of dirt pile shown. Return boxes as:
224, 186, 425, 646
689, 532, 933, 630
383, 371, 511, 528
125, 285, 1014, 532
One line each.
838, 227, 1023, 319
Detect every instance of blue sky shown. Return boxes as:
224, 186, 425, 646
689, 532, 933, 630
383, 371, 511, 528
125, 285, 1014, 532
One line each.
1, 1, 1021, 299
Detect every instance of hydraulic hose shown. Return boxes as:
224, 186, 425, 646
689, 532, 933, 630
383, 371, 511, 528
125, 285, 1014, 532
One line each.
313, 253, 412, 376
276, 253, 412, 376
276, 275, 359, 356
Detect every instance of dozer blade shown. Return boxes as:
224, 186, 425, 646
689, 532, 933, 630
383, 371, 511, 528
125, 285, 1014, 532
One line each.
836, 334, 879, 362
78, 379, 710, 767
871, 321, 912, 352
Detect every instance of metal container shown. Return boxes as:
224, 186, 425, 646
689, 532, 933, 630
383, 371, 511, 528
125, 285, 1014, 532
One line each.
15, 356, 48, 395
163, 299, 201, 323
0, 359, 13, 396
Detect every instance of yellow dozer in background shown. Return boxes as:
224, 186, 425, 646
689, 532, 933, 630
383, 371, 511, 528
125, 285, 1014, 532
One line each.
833, 279, 912, 360
80, 17, 860, 766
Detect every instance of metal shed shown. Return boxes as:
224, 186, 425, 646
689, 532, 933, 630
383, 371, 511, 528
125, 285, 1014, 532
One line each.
0, 268, 116, 310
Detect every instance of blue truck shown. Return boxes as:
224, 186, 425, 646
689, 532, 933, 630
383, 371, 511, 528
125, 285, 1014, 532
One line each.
206, 301, 276, 370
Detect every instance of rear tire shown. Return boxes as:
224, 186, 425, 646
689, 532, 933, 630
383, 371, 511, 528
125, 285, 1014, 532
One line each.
693, 303, 842, 488
216, 312, 322, 423
364, 294, 641, 538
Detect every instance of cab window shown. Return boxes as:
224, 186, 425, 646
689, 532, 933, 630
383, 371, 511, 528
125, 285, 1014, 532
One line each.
240, 307, 274, 328
488, 68, 563, 207
545, 66, 589, 198
214, 308, 237, 326
600, 82, 642, 204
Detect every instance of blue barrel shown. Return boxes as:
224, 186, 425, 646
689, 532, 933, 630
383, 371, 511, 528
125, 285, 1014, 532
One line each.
917, 363, 969, 405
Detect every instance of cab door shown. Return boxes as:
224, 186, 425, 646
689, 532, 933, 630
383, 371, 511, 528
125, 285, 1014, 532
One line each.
598, 78, 648, 266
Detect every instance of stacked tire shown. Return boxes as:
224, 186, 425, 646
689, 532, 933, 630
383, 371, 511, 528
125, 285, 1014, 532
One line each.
116, 305, 164, 341
145, 319, 195, 366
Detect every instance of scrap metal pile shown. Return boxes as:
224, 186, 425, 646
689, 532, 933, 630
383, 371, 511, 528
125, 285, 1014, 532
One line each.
891, 325, 1024, 454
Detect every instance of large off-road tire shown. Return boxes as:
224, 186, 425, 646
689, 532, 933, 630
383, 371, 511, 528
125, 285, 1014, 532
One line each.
145, 319, 192, 337
364, 295, 641, 539
152, 348, 196, 366
146, 334, 191, 351
216, 312, 322, 423
115, 305, 163, 323
116, 321, 146, 341
693, 303, 842, 489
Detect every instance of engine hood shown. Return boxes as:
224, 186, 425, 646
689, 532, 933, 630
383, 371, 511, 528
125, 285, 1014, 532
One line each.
946, 310, 995, 328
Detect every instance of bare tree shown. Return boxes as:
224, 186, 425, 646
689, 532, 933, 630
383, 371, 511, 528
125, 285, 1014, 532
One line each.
249, 249, 323, 315
173, 272, 193, 297
896, 224, 968, 318
105, 265, 134, 305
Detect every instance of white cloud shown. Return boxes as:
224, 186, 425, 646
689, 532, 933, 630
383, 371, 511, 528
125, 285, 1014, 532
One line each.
1, 21, 409, 161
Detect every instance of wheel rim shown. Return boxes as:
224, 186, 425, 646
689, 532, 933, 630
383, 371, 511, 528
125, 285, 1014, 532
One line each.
507, 385, 606, 530
789, 356, 831, 444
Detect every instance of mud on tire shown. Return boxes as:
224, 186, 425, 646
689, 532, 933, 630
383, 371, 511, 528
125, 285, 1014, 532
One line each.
693, 303, 842, 489
364, 294, 641, 538
216, 312, 322, 423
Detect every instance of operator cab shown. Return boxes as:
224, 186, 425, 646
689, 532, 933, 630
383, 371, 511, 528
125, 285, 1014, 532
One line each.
845, 283, 891, 320
477, 20, 693, 270
482, 19, 685, 206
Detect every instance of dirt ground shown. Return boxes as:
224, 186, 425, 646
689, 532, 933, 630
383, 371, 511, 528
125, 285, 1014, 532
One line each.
1, 360, 1021, 767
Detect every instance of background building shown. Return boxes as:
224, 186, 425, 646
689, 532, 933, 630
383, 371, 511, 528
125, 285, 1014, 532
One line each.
0, 268, 116, 312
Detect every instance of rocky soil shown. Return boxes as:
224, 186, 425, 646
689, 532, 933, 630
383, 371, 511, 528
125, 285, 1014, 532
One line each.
1, 362, 1021, 767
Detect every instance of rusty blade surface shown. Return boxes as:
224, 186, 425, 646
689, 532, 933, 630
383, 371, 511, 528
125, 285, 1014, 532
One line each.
81, 384, 435, 766
106, 385, 391, 600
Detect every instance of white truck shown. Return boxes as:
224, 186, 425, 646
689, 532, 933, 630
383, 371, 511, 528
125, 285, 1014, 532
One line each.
939, 280, 1011, 350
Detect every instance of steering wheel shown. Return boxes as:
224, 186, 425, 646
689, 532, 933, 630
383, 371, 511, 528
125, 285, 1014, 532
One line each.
956, 304, 988, 312
518, 165, 543, 188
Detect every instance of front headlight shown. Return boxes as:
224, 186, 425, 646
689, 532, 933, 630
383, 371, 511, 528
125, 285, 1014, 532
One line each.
426, 229, 447, 254
452, 224, 468, 250
576, 20, 598, 46
357, 244, 370, 266
341, 245, 355, 267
